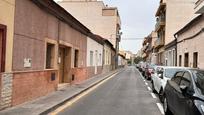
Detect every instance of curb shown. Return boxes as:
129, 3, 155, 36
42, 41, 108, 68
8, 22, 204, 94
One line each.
40, 68, 124, 115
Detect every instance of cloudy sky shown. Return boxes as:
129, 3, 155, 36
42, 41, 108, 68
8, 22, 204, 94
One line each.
55, 0, 160, 54
102, 0, 160, 54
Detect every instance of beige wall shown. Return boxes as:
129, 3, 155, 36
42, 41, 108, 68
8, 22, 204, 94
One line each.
151, 31, 157, 47
195, 0, 204, 13
165, 0, 195, 45
58, 1, 120, 48
0, 0, 15, 72
104, 44, 111, 65
177, 15, 204, 69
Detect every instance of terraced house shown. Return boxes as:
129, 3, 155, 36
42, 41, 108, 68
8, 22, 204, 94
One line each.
0, 0, 119, 110
86, 34, 104, 78
154, 0, 195, 66
0, 0, 15, 109
175, 0, 204, 69
58, 0, 122, 68
141, 31, 157, 64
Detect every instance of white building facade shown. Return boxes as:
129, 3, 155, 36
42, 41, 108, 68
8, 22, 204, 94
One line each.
86, 36, 103, 77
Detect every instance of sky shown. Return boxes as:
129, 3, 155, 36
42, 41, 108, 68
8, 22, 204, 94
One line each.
102, 0, 160, 54
55, 0, 160, 54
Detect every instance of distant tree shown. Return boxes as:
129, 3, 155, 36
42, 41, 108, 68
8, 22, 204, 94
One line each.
127, 60, 132, 65
134, 56, 143, 64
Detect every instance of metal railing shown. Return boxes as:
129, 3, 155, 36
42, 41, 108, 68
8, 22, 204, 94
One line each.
155, 16, 165, 30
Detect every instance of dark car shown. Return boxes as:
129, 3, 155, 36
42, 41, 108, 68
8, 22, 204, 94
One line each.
138, 61, 144, 72
164, 69, 204, 115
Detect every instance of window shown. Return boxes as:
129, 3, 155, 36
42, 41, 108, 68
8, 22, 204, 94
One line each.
184, 53, 189, 67
172, 72, 184, 85
193, 52, 198, 68
90, 51, 94, 66
165, 68, 184, 78
179, 55, 182, 67
46, 43, 55, 69
108, 52, 110, 64
180, 72, 191, 88
169, 50, 172, 66
194, 70, 204, 95
74, 49, 79, 67
106, 50, 108, 64
95, 50, 98, 66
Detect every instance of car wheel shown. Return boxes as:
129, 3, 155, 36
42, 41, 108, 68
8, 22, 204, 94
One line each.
159, 89, 164, 103
163, 96, 172, 115
151, 81, 156, 93
142, 72, 145, 77
147, 76, 151, 81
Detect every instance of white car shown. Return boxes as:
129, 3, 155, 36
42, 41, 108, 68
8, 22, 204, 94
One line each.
151, 66, 186, 102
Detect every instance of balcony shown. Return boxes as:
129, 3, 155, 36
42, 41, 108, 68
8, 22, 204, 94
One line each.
142, 52, 147, 58
155, 16, 165, 32
154, 37, 164, 49
195, 0, 204, 14
155, 3, 166, 16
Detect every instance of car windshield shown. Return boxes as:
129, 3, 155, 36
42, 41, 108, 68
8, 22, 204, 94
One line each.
165, 68, 183, 78
194, 70, 204, 95
147, 64, 154, 69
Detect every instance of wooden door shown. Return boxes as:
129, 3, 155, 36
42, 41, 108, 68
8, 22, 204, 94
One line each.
59, 47, 65, 83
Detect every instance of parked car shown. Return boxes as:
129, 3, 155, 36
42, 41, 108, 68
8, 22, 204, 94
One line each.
138, 61, 144, 72
138, 61, 147, 74
164, 69, 204, 115
151, 66, 186, 102
141, 62, 148, 76
144, 64, 156, 80
136, 64, 139, 69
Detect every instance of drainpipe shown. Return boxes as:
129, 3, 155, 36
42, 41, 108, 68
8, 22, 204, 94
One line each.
57, 20, 60, 62
57, 19, 61, 84
174, 34, 178, 66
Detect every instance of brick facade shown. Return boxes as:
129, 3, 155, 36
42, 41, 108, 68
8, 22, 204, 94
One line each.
86, 66, 103, 78
3, 0, 89, 108
0, 73, 13, 109
71, 68, 87, 84
12, 70, 58, 106
0, 0, 118, 110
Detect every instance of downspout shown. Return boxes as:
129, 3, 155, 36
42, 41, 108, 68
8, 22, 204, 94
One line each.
57, 19, 60, 84
57, 20, 60, 62
102, 43, 104, 70
174, 34, 177, 66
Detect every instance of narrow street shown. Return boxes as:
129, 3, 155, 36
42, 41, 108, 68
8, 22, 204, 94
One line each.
57, 66, 163, 115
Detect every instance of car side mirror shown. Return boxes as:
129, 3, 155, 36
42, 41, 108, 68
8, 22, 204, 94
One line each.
180, 85, 188, 95
158, 74, 163, 79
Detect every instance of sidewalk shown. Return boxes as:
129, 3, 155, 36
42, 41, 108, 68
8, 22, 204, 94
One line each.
0, 68, 124, 115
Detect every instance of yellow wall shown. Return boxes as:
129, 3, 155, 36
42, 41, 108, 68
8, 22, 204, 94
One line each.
0, 0, 15, 72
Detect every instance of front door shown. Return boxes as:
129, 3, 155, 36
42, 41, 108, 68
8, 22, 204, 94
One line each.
59, 47, 65, 83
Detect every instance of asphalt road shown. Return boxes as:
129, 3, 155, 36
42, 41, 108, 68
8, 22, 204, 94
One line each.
58, 66, 163, 115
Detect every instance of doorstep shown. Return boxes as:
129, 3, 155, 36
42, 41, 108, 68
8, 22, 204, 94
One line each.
0, 68, 124, 115
57, 83, 71, 90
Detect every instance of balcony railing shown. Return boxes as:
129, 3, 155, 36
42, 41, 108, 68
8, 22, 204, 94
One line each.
195, 0, 204, 13
154, 37, 164, 49
155, 16, 165, 31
